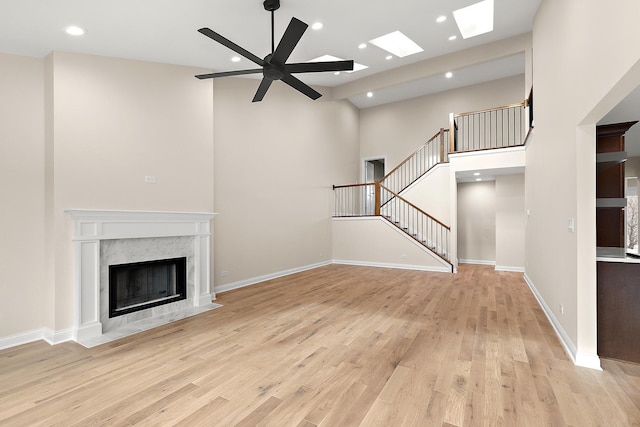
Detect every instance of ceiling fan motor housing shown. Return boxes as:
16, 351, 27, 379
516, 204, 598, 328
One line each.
263, 0, 280, 12
263, 54, 284, 80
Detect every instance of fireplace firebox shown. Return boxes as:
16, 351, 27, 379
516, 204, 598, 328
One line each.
109, 257, 187, 318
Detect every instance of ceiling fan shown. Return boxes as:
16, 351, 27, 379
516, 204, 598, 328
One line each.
195, 0, 354, 102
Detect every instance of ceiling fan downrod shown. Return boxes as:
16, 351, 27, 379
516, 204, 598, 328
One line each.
263, 0, 280, 55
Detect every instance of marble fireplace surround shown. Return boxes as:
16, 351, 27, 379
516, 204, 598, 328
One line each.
66, 209, 217, 343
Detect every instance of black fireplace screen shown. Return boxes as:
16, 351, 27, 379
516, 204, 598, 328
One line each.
109, 257, 187, 318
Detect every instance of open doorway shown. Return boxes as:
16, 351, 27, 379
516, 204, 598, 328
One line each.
363, 158, 385, 183
363, 158, 385, 215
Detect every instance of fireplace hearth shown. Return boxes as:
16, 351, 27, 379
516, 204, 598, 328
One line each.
109, 257, 187, 318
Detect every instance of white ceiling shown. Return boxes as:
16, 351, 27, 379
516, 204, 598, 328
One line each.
0, 0, 541, 107
456, 166, 525, 183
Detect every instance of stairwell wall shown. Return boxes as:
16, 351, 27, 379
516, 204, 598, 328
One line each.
358, 75, 525, 175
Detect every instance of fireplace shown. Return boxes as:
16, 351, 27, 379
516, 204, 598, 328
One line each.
109, 257, 187, 318
66, 209, 217, 343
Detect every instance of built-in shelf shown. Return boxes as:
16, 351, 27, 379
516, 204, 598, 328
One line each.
596, 198, 627, 208
596, 151, 627, 171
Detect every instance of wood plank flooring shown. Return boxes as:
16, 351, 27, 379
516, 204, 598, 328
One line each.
1, 264, 639, 426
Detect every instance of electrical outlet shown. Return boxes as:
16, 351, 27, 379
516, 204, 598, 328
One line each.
221, 270, 229, 277
400, 254, 408, 259
144, 176, 156, 184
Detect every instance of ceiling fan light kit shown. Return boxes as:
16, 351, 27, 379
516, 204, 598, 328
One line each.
195, 0, 354, 102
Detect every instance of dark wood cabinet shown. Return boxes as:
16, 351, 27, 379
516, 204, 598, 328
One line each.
597, 261, 640, 363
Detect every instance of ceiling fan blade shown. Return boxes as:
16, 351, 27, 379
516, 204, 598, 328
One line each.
253, 78, 274, 102
285, 60, 354, 74
281, 74, 322, 100
198, 28, 265, 66
195, 69, 263, 79
271, 17, 307, 65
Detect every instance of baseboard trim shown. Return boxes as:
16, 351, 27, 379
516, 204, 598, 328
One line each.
333, 259, 451, 273
523, 273, 601, 370
215, 261, 333, 294
495, 265, 525, 272
0, 328, 46, 350
459, 259, 496, 266
215, 259, 452, 296
43, 328, 74, 346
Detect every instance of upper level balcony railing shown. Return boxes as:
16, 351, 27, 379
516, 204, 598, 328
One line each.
450, 96, 532, 154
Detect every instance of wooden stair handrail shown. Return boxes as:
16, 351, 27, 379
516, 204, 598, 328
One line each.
332, 183, 373, 189
381, 128, 448, 183
453, 100, 527, 118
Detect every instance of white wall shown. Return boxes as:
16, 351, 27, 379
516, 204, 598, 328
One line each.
212, 78, 360, 289
457, 181, 497, 263
402, 164, 451, 225
626, 156, 640, 178
332, 218, 450, 272
0, 53, 47, 337
527, 0, 640, 367
495, 174, 525, 270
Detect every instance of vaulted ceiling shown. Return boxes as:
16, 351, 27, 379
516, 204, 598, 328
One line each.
0, 0, 541, 107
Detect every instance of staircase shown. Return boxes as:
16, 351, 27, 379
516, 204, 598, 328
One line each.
333, 95, 533, 268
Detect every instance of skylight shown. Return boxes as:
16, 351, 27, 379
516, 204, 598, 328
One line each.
452, 0, 494, 39
309, 55, 368, 73
368, 31, 423, 58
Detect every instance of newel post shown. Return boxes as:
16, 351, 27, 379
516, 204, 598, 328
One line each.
449, 112, 456, 154
375, 181, 381, 216
439, 128, 445, 163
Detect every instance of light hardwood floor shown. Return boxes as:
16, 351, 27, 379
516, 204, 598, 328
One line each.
1, 264, 639, 426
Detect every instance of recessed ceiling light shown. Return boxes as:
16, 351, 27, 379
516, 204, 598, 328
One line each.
367, 92, 373, 98
334, 71, 340, 75
476, 178, 482, 181
473, 172, 480, 176
436, 16, 447, 23
453, 0, 494, 39
449, 35, 457, 41
445, 72, 453, 78
358, 43, 367, 49
309, 54, 368, 72
231, 56, 241, 62
311, 22, 323, 30
369, 30, 423, 58
385, 55, 393, 60
65, 26, 85, 36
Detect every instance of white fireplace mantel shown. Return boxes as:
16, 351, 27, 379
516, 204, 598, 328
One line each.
66, 209, 217, 342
